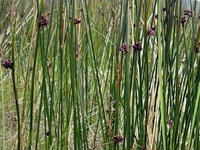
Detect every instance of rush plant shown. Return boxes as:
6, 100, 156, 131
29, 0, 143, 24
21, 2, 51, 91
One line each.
0, 0, 199, 150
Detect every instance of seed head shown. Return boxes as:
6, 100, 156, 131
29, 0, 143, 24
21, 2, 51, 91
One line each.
162, 7, 166, 12
167, 119, 173, 126
195, 47, 199, 53
181, 15, 186, 27
113, 135, 123, 144
74, 17, 81, 25
184, 8, 192, 17
155, 14, 158, 19
45, 131, 50, 136
38, 15, 48, 28
133, 42, 142, 51
2, 59, 13, 69
119, 42, 128, 53
147, 26, 156, 36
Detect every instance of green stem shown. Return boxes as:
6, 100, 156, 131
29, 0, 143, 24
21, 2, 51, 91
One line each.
157, 0, 167, 150
11, 3, 21, 149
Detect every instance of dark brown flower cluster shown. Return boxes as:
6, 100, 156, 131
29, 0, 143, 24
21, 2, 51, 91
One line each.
194, 38, 200, 53
133, 42, 142, 51
181, 16, 186, 27
113, 135, 123, 144
195, 46, 199, 53
119, 42, 127, 52
38, 15, 48, 28
155, 14, 158, 19
147, 26, 156, 36
74, 17, 81, 25
119, 42, 143, 53
45, 131, 50, 136
167, 119, 173, 126
181, 8, 192, 27
184, 8, 192, 17
2, 59, 13, 69
162, 7, 166, 12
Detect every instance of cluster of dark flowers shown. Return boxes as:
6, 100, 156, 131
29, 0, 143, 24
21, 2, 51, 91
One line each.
181, 8, 192, 27
38, 13, 81, 27
147, 26, 156, 36
184, 8, 192, 17
181, 16, 186, 27
119, 42, 127, 52
194, 38, 200, 53
155, 14, 158, 19
113, 135, 123, 144
167, 119, 173, 126
45, 131, 50, 136
2, 59, 13, 69
38, 15, 48, 28
119, 42, 142, 53
133, 42, 142, 51
154, 4, 192, 28
74, 17, 81, 25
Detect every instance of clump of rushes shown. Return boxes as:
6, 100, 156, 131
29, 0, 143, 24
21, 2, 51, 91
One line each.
38, 14, 48, 28
113, 135, 123, 144
147, 26, 156, 36
119, 42, 128, 52
2, 59, 13, 69
133, 42, 142, 51
74, 17, 81, 25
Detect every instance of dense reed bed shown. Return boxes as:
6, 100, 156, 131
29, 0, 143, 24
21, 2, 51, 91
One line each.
0, 0, 200, 149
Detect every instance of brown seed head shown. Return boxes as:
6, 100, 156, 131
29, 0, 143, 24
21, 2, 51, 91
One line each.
113, 135, 123, 144
2, 59, 13, 69
184, 8, 192, 17
133, 42, 142, 51
119, 42, 128, 52
38, 15, 48, 28
147, 26, 156, 36
74, 17, 81, 25
181, 15, 186, 27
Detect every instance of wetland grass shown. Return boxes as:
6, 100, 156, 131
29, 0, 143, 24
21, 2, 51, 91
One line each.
0, 0, 200, 149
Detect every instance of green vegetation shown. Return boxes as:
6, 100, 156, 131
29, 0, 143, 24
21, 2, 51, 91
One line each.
0, 0, 200, 149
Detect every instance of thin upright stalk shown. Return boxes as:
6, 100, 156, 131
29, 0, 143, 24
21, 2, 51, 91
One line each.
28, 1, 40, 148
157, 0, 167, 150
11, 1, 21, 149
